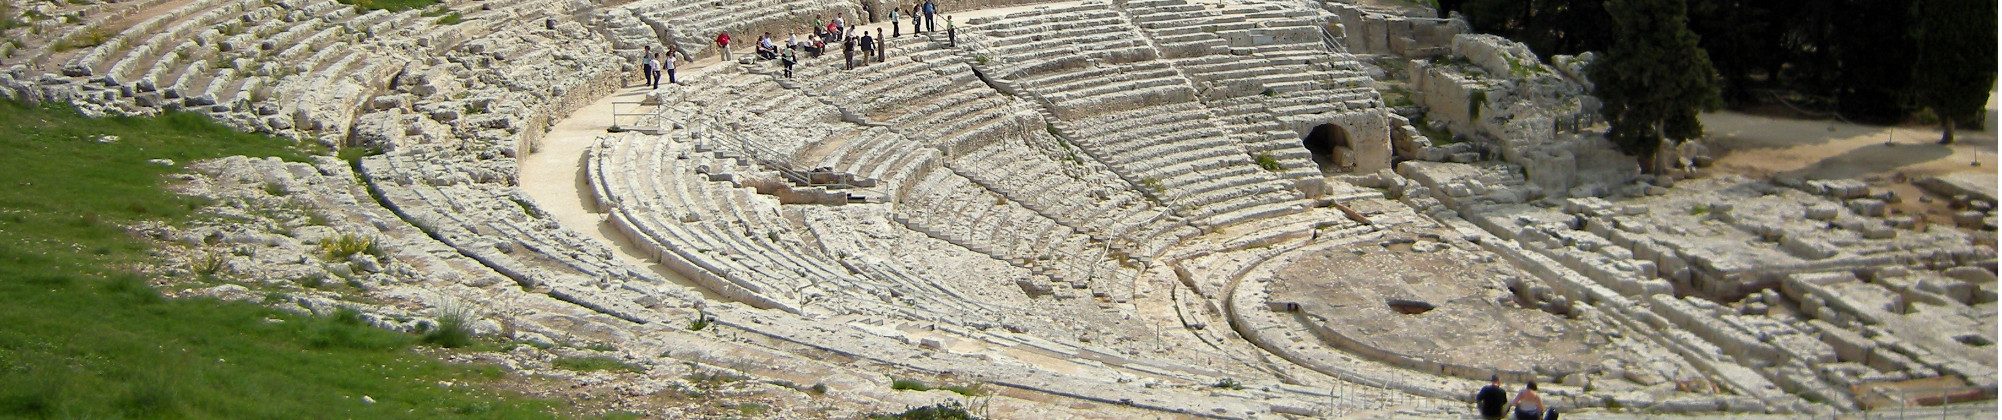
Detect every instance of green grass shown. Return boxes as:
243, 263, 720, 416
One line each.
550, 356, 642, 374
435, 12, 463, 25
338, 0, 437, 12
889, 378, 930, 392
55, 28, 113, 51
0, 100, 575, 418
940, 383, 986, 397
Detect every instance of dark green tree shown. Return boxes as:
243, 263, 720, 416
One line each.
1454, 0, 1611, 59
1910, 0, 1998, 144
1589, 0, 1721, 168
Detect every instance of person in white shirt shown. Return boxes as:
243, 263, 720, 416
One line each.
662, 51, 677, 85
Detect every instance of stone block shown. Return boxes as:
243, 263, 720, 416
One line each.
1779, 235, 1838, 260
1847, 199, 1887, 217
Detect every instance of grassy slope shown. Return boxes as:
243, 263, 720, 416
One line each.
0, 100, 564, 418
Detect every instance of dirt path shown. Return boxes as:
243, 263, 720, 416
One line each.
1699, 95, 1999, 222
517, 83, 724, 300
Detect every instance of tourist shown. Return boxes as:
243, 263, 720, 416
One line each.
1509, 381, 1544, 420
946, 15, 955, 46
715, 31, 732, 62
758, 33, 779, 60
859, 30, 875, 64
1475, 375, 1507, 420
843, 32, 856, 70
812, 15, 824, 38
876, 28, 886, 62
638, 46, 654, 86
781, 47, 796, 78
644, 53, 660, 89
890, 7, 901, 37
922, 0, 936, 32
663, 50, 678, 85
910, 5, 921, 36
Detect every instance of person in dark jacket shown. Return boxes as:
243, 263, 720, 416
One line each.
1476, 375, 1508, 419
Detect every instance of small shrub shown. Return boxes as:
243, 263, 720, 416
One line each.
552, 356, 642, 373
1255, 153, 1280, 172
421, 303, 474, 348
319, 233, 377, 260
585, 342, 616, 352
687, 310, 710, 331
735, 402, 769, 416
809, 383, 828, 396
1139, 177, 1163, 193
261, 183, 289, 197
1260, 87, 1277, 97
435, 12, 462, 25
190, 252, 226, 277
1212, 377, 1243, 390
1468, 89, 1487, 120
1688, 204, 1710, 216
974, 55, 990, 65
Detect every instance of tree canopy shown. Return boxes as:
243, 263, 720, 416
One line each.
1588, 0, 1720, 166
1910, 0, 1999, 143
1447, 0, 1998, 127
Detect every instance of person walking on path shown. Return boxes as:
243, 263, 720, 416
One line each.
876, 28, 887, 62
715, 31, 732, 62
1475, 375, 1508, 420
1509, 381, 1544, 420
910, 5, 922, 36
781, 47, 796, 78
922, 0, 936, 32
890, 8, 901, 37
946, 15, 955, 46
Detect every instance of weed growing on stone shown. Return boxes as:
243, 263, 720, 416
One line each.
553, 356, 643, 373
1256, 153, 1281, 172
320, 232, 378, 260
890, 378, 930, 391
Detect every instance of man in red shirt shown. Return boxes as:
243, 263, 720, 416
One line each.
716, 31, 732, 62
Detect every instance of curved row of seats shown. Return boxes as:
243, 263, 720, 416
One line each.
361, 150, 688, 324
591, 127, 1012, 322
961, 3, 1307, 229
1126, 0, 1379, 180
39, 0, 525, 142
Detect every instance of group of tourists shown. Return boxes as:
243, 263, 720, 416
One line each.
649, 0, 959, 83
1476, 376, 1558, 420
636, 45, 687, 89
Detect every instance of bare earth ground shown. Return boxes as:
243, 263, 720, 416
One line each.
1700, 91, 2000, 225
